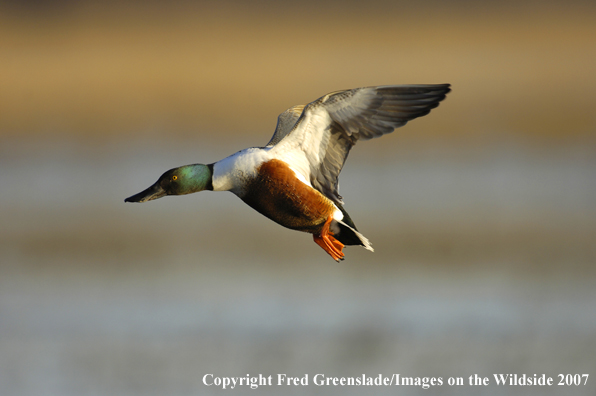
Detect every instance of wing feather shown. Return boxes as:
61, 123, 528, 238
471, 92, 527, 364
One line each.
266, 104, 306, 147
270, 84, 451, 204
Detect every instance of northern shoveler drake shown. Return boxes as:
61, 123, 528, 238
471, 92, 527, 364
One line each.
125, 84, 451, 261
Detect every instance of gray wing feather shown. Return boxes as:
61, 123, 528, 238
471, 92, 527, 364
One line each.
266, 104, 306, 147
317, 84, 450, 140
310, 121, 357, 204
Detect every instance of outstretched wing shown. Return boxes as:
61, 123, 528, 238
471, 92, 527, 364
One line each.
266, 104, 306, 147
270, 84, 451, 204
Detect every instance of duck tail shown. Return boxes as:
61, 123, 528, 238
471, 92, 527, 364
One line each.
333, 219, 374, 251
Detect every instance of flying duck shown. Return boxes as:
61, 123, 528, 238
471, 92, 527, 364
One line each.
125, 84, 451, 261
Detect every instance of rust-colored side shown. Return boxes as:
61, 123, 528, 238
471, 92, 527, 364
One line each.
241, 159, 335, 234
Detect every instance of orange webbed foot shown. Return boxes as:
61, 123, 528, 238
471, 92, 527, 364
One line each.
313, 215, 345, 262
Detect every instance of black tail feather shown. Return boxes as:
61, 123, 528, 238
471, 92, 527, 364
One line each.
333, 219, 374, 250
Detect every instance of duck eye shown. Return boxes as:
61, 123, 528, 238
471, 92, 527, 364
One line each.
172, 175, 178, 181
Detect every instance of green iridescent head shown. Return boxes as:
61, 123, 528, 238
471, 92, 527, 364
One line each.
125, 164, 213, 203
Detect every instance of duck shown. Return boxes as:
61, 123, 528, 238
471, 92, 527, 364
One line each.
125, 84, 451, 261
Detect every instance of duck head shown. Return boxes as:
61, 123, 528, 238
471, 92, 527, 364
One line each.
125, 164, 213, 203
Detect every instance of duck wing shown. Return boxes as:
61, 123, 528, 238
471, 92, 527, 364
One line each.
270, 84, 451, 205
266, 104, 306, 147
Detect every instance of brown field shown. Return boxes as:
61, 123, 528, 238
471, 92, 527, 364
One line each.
1, 0, 595, 142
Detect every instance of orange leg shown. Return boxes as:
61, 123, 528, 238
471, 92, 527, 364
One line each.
313, 215, 345, 261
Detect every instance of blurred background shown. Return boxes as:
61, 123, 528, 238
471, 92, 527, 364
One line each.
1, 0, 595, 395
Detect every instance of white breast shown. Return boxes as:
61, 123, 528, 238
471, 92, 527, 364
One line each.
211, 147, 272, 195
